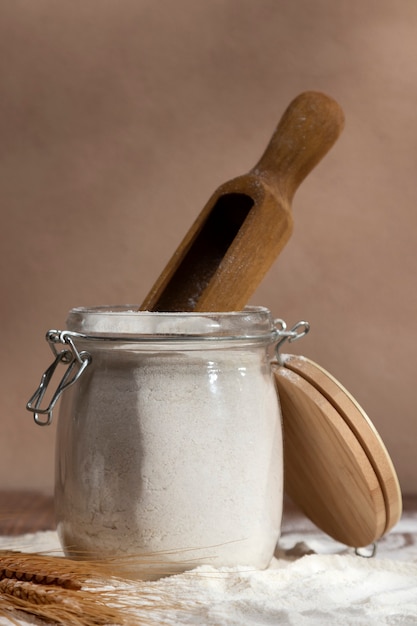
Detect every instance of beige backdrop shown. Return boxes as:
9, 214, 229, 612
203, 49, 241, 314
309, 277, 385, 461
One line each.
1, 0, 417, 495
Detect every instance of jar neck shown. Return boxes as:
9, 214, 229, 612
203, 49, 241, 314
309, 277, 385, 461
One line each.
65, 305, 279, 345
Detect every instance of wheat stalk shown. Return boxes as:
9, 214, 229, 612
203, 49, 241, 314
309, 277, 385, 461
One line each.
0, 579, 128, 625
0, 578, 130, 625
0, 550, 82, 590
0, 549, 184, 625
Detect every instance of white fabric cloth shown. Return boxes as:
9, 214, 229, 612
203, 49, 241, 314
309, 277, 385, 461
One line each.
1, 509, 417, 625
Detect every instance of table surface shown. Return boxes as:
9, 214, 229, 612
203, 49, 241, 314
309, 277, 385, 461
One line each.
1, 492, 416, 626
1, 489, 415, 536
0, 491, 55, 535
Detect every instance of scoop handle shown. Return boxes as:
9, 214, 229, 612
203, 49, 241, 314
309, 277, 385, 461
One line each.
140, 91, 344, 312
252, 91, 345, 200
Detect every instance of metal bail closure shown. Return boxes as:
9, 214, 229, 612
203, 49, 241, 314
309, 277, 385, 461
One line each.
274, 318, 310, 363
26, 330, 91, 426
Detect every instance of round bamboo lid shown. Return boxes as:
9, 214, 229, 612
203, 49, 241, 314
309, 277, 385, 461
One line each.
272, 355, 402, 547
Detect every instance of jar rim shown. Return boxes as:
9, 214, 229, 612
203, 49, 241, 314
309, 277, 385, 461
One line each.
66, 305, 279, 343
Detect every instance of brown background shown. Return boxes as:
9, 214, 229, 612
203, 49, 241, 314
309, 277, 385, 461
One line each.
1, 0, 416, 495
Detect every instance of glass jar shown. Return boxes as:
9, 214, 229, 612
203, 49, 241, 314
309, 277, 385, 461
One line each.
35, 305, 283, 578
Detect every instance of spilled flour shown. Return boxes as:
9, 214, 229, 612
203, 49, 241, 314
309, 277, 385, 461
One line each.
1, 528, 417, 625
143, 555, 417, 625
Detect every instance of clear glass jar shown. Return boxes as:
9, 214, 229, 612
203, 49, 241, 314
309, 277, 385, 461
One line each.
53, 305, 283, 578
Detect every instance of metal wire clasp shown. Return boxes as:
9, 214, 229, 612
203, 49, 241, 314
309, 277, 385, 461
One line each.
26, 330, 91, 426
274, 318, 310, 364
355, 543, 377, 558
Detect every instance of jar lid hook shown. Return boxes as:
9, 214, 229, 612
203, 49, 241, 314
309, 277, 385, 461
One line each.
274, 319, 310, 365
26, 330, 91, 426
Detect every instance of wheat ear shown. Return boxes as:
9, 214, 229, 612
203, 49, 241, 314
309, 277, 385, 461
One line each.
0, 549, 185, 625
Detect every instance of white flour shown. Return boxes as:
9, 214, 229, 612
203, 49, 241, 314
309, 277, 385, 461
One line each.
54, 308, 283, 578
2, 526, 417, 626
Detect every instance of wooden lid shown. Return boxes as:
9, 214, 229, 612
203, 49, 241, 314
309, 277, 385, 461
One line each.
272, 355, 402, 547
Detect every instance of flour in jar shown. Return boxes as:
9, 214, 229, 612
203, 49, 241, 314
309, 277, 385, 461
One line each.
55, 308, 283, 578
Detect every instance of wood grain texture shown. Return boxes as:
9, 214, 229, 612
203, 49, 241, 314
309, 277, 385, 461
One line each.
281, 354, 402, 535
273, 364, 386, 547
140, 91, 344, 312
0, 492, 55, 536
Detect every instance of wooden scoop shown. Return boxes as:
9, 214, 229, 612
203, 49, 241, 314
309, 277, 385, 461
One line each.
140, 91, 344, 312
